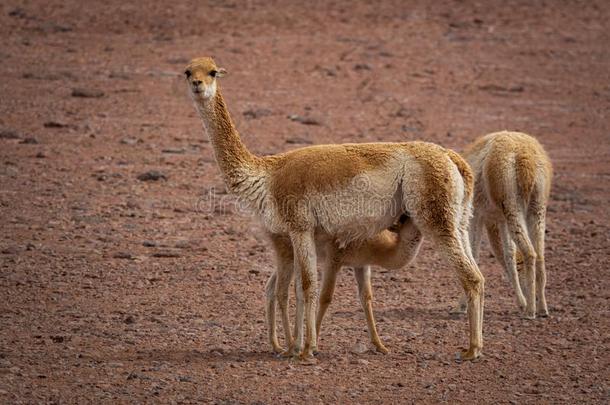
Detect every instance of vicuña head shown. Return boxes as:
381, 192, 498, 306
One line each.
184, 57, 227, 100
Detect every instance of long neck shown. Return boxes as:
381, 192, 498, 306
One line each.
195, 88, 258, 187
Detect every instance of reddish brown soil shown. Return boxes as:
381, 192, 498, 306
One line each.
1, 0, 609, 403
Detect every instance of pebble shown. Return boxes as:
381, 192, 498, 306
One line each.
162, 148, 186, 154
43, 121, 69, 128
354, 63, 372, 71
71, 88, 105, 98
287, 114, 323, 126
120, 137, 141, 145
0, 129, 20, 139
285, 136, 313, 144
243, 108, 272, 119
152, 250, 180, 258
174, 240, 190, 249
351, 342, 369, 355
1, 246, 19, 255
19, 137, 38, 144
113, 251, 134, 260
137, 171, 167, 181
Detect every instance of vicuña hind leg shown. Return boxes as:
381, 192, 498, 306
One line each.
487, 221, 527, 312
354, 266, 388, 354
528, 208, 548, 317
451, 215, 483, 315
505, 212, 537, 319
439, 236, 484, 361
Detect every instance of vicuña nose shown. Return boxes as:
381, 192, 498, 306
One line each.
192, 80, 202, 86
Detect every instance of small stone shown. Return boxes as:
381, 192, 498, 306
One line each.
113, 251, 134, 260
351, 342, 368, 355
142, 241, 157, 247
35, 151, 46, 158
354, 63, 372, 71
124, 315, 136, 324
1, 246, 19, 255
137, 171, 167, 181
8, 8, 27, 18
71, 88, 105, 98
249, 269, 260, 275
20, 137, 38, 144
285, 136, 313, 144
243, 108, 272, 119
50, 335, 65, 343
152, 250, 180, 258
288, 115, 323, 126
43, 121, 69, 128
120, 137, 141, 145
162, 147, 186, 154
0, 129, 20, 139
174, 240, 190, 249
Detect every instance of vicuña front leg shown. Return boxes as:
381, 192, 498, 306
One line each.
290, 231, 318, 359
269, 235, 295, 355
265, 272, 282, 353
354, 266, 388, 354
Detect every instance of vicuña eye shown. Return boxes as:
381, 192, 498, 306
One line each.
210, 70, 217, 78
184, 70, 192, 78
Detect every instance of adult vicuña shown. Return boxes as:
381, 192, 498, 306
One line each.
185, 56, 484, 360
265, 214, 424, 355
452, 131, 552, 319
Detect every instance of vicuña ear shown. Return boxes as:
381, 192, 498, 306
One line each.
216, 67, 228, 77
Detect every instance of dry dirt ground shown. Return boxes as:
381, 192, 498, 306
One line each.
1, 0, 609, 403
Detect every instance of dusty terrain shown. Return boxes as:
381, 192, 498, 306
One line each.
1, 0, 609, 403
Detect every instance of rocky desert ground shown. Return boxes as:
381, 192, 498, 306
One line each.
1, 0, 609, 403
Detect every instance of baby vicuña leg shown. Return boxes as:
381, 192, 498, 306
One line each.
315, 259, 341, 345
354, 266, 389, 354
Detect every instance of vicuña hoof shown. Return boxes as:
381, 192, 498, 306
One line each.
299, 344, 316, 360
281, 344, 299, 358
449, 306, 467, 315
522, 311, 536, 320
458, 347, 482, 362
538, 309, 549, 318
271, 342, 283, 354
374, 343, 390, 354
